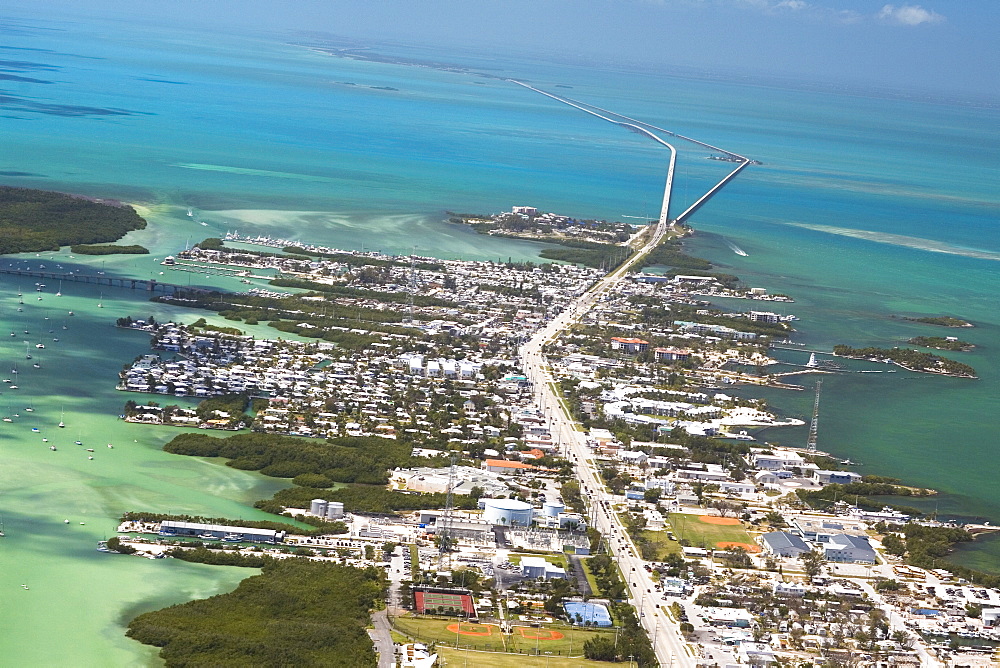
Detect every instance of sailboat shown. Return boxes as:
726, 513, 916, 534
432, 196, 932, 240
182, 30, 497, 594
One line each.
56, 280, 62, 297
0, 515, 5, 537
97, 293, 103, 309
58, 408, 65, 428
24, 343, 31, 360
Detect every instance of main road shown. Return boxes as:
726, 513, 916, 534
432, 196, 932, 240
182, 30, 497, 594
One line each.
521, 204, 693, 667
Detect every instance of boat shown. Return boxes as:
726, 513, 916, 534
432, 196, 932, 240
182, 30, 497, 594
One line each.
2, 418, 11, 423
32, 363, 40, 369
63, 519, 70, 524
35, 343, 44, 349
75, 440, 82, 445
24, 407, 33, 413
21, 584, 28, 590
86, 448, 94, 452
0, 515, 5, 537
187, 208, 194, 217
107, 443, 113, 448
68, 311, 74, 317
30, 427, 38, 432
88, 456, 93, 460
96, 540, 114, 553
197, 532, 217, 540
8, 386, 17, 390
58, 421, 65, 428
222, 533, 242, 542
49, 445, 56, 451
97, 293, 103, 309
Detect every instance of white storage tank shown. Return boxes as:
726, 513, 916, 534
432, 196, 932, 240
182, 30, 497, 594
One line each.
325, 501, 345, 519
482, 498, 533, 527
542, 501, 565, 517
310, 499, 328, 516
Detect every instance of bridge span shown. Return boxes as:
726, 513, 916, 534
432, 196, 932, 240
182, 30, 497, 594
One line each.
0, 268, 211, 295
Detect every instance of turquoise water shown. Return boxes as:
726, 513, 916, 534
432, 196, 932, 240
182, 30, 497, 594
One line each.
1, 11, 999, 664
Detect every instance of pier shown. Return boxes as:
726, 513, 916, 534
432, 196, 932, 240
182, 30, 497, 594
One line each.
0, 268, 212, 295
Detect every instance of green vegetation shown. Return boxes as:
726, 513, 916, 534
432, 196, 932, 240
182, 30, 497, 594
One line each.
878, 523, 1000, 587
195, 236, 225, 250
796, 480, 930, 517
127, 558, 385, 667
435, 647, 605, 667
833, 345, 977, 378
161, 432, 477, 515
538, 240, 630, 270
0, 186, 146, 254
70, 243, 149, 255
105, 536, 137, 554
908, 336, 974, 352
188, 317, 243, 336
903, 315, 973, 328
165, 432, 415, 484
638, 530, 682, 560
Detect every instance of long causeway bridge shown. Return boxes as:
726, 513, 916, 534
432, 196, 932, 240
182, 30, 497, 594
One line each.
0, 267, 213, 295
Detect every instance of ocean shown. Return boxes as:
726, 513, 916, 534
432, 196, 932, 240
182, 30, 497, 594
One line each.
1, 11, 998, 665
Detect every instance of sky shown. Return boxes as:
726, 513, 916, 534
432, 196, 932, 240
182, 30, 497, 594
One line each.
6, 0, 999, 100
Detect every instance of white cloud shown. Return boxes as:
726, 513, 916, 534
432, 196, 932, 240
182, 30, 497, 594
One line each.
878, 4, 945, 26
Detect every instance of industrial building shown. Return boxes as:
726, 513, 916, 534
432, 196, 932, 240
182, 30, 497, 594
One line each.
158, 520, 284, 543
480, 498, 533, 527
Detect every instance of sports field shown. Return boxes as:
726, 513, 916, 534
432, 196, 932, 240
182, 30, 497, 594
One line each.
668, 513, 757, 551
391, 614, 614, 655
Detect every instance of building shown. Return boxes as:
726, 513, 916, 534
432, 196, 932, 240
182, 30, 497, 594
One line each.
748, 311, 780, 324
158, 520, 283, 543
610, 337, 649, 354
813, 470, 863, 485
760, 532, 811, 558
520, 556, 565, 580
511, 206, 538, 216
654, 347, 692, 362
751, 449, 805, 471
481, 498, 533, 526
823, 534, 877, 564
483, 459, 536, 475
736, 641, 776, 666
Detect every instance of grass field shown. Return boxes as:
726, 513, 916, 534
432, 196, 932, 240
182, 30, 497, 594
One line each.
580, 557, 601, 595
639, 530, 683, 560
391, 614, 614, 656
668, 513, 753, 549
436, 646, 604, 667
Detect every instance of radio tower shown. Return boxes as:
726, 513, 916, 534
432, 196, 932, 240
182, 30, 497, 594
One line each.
806, 380, 821, 451
437, 454, 457, 571
407, 249, 416, 323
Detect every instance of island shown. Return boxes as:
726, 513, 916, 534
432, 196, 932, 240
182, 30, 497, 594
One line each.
71, 243, 149, 255
833, 344, 977, 378
903, 315, 974, 328
0, 186, 146, 254
907, 336, 975, 352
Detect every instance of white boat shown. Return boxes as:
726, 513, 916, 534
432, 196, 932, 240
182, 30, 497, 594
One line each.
187, 208, 194, 217
49, 445, 56, 451
58, 421, 65, 428
35, 343, 44, 349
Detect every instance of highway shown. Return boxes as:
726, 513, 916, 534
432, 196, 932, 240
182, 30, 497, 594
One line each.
520, 196, 693, 666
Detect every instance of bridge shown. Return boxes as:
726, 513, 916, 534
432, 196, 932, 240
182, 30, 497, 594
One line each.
508, 80, 752, 227
0, 268, 212, 295
508, 80, 677, 225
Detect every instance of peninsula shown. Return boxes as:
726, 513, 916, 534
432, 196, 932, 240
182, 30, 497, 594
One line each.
0, 186, 146, 254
